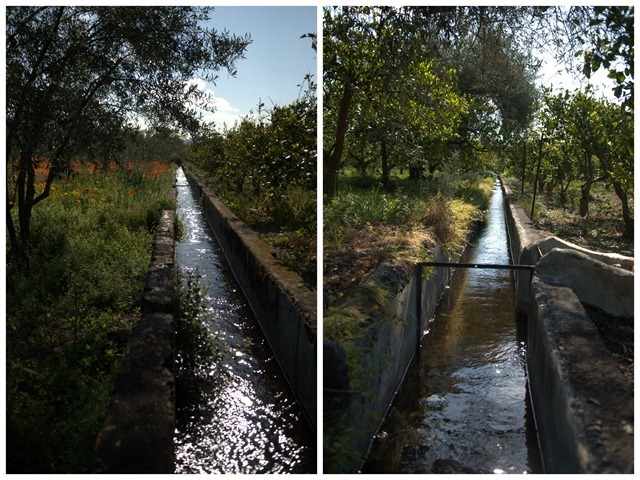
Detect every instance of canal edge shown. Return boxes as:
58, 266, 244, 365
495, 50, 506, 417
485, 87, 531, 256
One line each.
500, 176, 634, 474
92, 205, 178, 473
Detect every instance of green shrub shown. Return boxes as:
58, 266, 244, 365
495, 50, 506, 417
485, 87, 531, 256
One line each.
174, 270, 225, 379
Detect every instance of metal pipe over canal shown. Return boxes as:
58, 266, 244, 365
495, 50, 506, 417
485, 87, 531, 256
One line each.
362, 178, 543, 474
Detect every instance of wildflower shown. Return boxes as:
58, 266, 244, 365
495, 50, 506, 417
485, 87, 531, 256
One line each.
128, 190, 135, 195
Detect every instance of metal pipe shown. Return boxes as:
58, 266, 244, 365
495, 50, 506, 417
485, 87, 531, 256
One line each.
418, 261, 535, 272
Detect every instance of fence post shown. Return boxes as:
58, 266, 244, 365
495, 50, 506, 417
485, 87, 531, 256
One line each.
416, 263, 422, 352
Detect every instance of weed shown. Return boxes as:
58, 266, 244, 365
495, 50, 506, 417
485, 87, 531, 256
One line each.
6, 162, 174, 473
174, 270, 226, 380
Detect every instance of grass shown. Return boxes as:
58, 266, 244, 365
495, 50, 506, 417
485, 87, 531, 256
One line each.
6, 161, 175, 473
323, 170, 491, 305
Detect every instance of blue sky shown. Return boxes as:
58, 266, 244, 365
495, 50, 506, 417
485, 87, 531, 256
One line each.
193, 6, 317, 130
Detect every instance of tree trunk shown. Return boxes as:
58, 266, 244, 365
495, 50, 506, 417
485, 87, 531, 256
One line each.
17, 153, 36, 252
323, 149, 339, 198
579, 181, 591, 217
324, 80, 355, 198
408, 163, 423, 180
7, 195, 18, 254
381, 137, 391, 191
612, 181, 634, 239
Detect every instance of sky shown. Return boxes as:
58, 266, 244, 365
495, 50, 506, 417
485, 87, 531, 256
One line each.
192, 6, 317, 130
535, 51, 618, 102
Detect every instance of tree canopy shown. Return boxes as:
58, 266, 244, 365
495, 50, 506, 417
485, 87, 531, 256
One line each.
322, 6, 547, 196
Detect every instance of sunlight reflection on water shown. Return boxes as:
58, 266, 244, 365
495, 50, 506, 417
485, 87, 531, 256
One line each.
173, 168, 313, 474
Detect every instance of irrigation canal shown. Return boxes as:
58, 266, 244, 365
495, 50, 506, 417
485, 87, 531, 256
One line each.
362, 179, 543, 474
173, 168, 314, 473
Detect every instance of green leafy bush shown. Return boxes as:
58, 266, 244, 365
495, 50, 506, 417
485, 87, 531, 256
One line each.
174, 270, 225, 379
185, 81, 317, 286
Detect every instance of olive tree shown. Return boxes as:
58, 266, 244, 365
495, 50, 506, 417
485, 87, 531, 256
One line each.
6, 6, 250, 254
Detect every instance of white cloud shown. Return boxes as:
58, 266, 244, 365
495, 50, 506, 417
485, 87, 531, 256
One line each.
187, 77, 243, 131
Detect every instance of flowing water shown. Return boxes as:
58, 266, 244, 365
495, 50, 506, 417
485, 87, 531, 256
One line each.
363, 179, 542, 474
173, 168, 314, 474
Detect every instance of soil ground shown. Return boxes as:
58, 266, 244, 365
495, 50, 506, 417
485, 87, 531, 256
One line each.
323, 224, 431, 306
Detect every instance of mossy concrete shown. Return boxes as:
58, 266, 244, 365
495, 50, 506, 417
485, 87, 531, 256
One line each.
324, 247, 457, 472
528, 278, 633, 473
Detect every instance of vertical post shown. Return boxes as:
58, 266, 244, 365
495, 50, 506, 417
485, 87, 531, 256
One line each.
416, 263, 422, 352
521, 130, 527, 194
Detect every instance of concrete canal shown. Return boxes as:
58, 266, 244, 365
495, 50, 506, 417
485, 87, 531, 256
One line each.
362, 179, 543, 474
173, 168, 314, 473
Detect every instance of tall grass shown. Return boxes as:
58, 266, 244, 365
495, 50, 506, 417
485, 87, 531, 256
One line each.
324, 170, 488, 253
6, 162, 175, 473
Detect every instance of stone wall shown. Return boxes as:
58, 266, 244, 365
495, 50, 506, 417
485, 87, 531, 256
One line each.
92, 209, 177, 473
181, 166, 317, 431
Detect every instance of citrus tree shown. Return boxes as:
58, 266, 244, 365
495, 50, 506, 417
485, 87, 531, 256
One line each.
535, 89, 633, 237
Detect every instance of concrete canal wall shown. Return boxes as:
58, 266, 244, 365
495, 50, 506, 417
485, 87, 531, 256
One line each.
324, 246, 459, 472
93, 209, 177, 473
181, 165, 317, 431
500, 178, 634, 474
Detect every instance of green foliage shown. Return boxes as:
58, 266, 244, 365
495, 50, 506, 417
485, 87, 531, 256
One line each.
185, 81, 317, 285
324, 186, 412, 228
175, 270, 225, 379
6, 163, 174, 473
575, 6, 634, 111
527, 88, 633, 235
324, 170, 485, 250
323, 414, 361, 474
323, 6, 544, 196
187, 89, 316, 212
6, 6, 250, 251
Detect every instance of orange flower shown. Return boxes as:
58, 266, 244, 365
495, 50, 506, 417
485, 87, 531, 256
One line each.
128, 190, 135, 195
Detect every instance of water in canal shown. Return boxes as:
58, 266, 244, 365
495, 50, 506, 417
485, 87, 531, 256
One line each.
173, 168, 314, 473
363, 178, 542, 474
